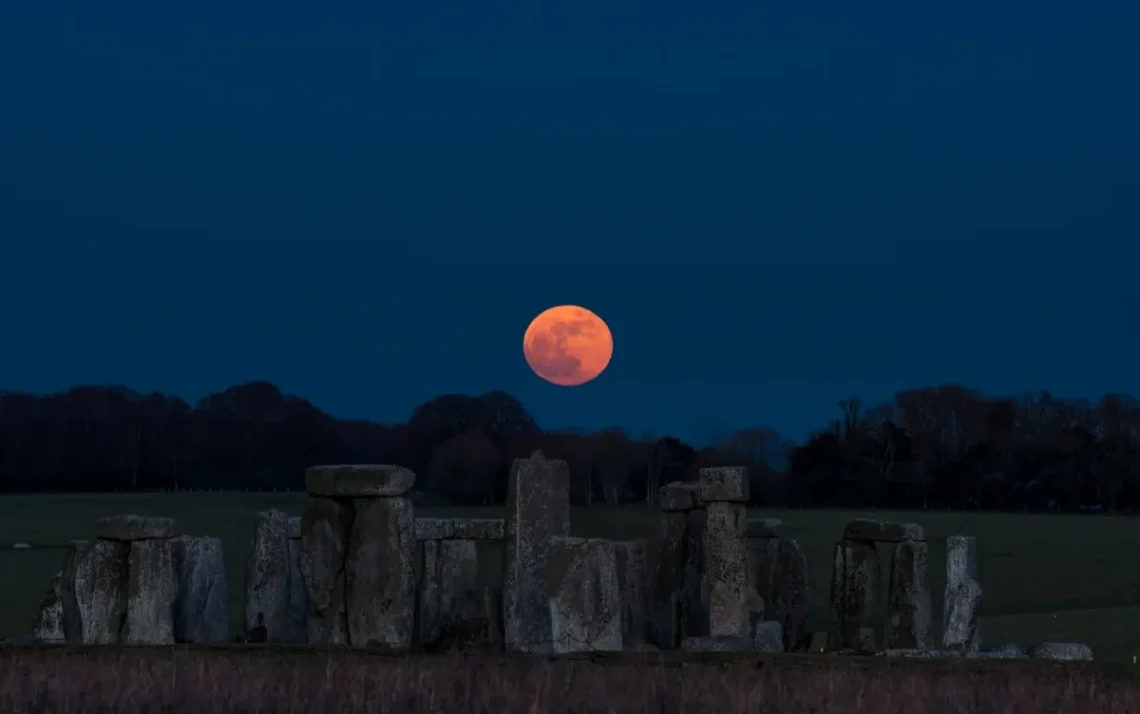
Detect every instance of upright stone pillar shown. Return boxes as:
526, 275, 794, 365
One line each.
943, 535, 982, 653
503, 450, 570, 652
172, 534, 230, 644
749, 520, 811, 652
699, 466, 751, 638
301, 464, 417, 649
886, 538, 931, 649
827, 539, 881, 651
648, 481, 699, 648
34, 540, 89, 643
244, 510, 291, 643
416, 517, 504, 651
548, 537, 623, 653
285, 517, 308, 643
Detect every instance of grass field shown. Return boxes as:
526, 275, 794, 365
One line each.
3, 493, 1140, 663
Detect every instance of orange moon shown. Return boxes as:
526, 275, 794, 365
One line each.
523, 305, 613, 386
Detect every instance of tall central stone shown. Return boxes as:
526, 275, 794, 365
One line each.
503, 450, 570, 653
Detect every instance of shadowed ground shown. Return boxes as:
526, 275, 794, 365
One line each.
2, 493, 1140, 662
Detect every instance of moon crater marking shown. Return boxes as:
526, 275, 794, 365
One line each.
523, 306, 613, 386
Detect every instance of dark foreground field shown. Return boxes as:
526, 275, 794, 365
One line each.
3, 493, 1140, 661
2, 645, 1137, 714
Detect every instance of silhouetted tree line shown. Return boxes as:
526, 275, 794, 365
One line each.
2, 381, 1140, 512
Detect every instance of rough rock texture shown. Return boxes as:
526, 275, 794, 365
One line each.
432, 587, 503, 653
648, 510, 687, 648
885, 539, 931, 649
300, 497, 352, 645
698, 466, 749, 503
979, 643, 1028, 658
286, 536, 308, 643
345, 496, 415, 649
1028, 642, 1093, 661
503, 451, 570, 653
614, 540, 650, 646
125, 538, 177, 644
419, 538, 479, 647
171, 535, 229, 644
752, 620, 785, 652
658, 481, 700, 512
415, 518, 456, 541
306, 464, 416, 498
66, 539, 129, 644
682, 506, 708, 637
244, 510, 291, 643
96, 515, 176, 542
32, 541, 89, 642
750, 537, 811, 651
547, 537, 623, 653
287, 517, 302, 540
943, 535, 982, 653
452, 518, 504, 540
703, 501, 750, 637
827, 540, 881, 651
843, 519, 925, 543
681, 635, 764, 652
746, 518, 783, 539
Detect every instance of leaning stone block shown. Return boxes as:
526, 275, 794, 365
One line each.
548, 537, 623, 653
658, 482, 701, 511
306, 464, 416, 497
943, 535, 982, 653
125, 538, 177, 644
345, 496, 416, 649
244, 510, 291, 643
1028, 642, 1093, 661
843, 519, 925, 543
172, 535, 229, 644
66, 539, 129, 643
885, 539, 931, 649
415, 518, 455, 541
300, 497, 351, 645
698, 466, 750, 503
96, 515, 175, 542
703, 501, 749, 637
452, 518, 504, 540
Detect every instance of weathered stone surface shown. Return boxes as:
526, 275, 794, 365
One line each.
698, 466, 749, 503
56, 541, 91, 643
244, 509, 291, 643
1028, 642, 1093, 661
827, 540, 881, 651
750, 537, 811, 652
433, 587, 503, 654
32, 542, 89, 642
287, 517, 302, 540
95, 515, 175, 542
66, 539, 129, 643
843, 519, 925, 543
746, 518, 782, 539
943, 535, 982, 653
886, 539, 931, 649
503, 451, 570, 653
878, 648, 956, 658
345, 496, 415, 649
171, 535, 229, 644
648, 512, 687, 648
682, 507, 707, 637
681, 635, 762, 652
419, 538, 479, 647
658, 481, 700, 511
451, 518, 504, 540
548, 537, 623, 653
703, 501, 750, 637
977, 643, 1028, 659
125, 538, 177, 644
614, 540, 650, 646
752, 620, 784, 652
299, 497, 351, 645
286, 537, 308, 643
415, 518, 455, 541
306, 464, 416, 497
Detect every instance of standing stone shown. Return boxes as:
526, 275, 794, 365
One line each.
300, 498, 351, 645
614, 540, 650, 646
548, 537, 623, 653
703, 501, 750, 637
67, 539, 129, 644
885, 539, 931, 649
751, 537, 811, 652
125, 538, 177, 644
648, 509, 687, 648
244, 510, 291, 643
698, 466, 750, 502
682, 506, 708, 637
172, 535, 229, 644
286, 518, 308, 644
419, 538, 479, 647
345, 496, 415, 649
503, 451, 570, 652
943, 535, 982, 652
827, 540, 881, 651
33, 540, 89, 642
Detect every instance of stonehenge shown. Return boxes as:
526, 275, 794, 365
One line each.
25, 460, 1094, 661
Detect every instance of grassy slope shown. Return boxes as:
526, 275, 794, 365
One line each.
2, 494, 1139, 662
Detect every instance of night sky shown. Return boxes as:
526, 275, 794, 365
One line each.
1, 0, 1137, 444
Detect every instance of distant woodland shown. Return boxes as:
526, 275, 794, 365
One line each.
1, 381, 1139, 513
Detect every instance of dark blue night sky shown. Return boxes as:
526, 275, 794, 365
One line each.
1, 0, 1137, 444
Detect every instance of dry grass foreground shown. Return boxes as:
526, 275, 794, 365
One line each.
1, 646, 1138, 714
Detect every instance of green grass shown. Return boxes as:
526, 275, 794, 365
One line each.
2, 494, 1140, 663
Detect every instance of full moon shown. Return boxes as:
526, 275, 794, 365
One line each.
523, 305, 613, 386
